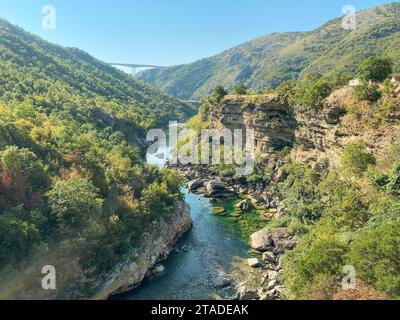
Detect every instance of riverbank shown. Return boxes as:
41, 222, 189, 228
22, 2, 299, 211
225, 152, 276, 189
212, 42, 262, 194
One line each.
98, 200, 192, 299
165, 162, 297, 300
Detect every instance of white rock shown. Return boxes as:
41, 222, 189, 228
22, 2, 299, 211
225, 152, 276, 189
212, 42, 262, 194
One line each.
249, 229, 273, 252
267, 279, 277, 290
268, 270, 279, 281
247, 258, 260, 268
153, 264, 165, 276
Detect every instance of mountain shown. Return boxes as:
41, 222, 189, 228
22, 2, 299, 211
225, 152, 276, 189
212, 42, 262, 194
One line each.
0, 18, 195, 130
139, 2, 400, 100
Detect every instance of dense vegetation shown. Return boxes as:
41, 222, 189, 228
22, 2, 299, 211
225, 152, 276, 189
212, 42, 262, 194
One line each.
185, 52, 400, 299
139, 2, 400, 100
0, 18, 189, 282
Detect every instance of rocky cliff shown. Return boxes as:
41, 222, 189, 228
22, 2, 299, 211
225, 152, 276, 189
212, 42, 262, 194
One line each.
210, 95, 296, 153
209, 92, 400, 170
0, 201, 192, 300
94, 201, 192, 300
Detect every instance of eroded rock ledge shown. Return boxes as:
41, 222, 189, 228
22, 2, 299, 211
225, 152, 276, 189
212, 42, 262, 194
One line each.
95, 200, 192, 299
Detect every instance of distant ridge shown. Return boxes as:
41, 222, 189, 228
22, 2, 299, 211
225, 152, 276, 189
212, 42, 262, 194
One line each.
139, 2, 400, 100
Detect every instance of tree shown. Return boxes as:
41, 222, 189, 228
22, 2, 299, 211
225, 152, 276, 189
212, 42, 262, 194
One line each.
46, 176, 102, 235
282, 237, 347, 299
211, 85, 227, 102
276, 80, 296, 104
234, 83, 247, 95
357, 56, 393, 82
292, 72, 332, 108
0, 207, 41, 268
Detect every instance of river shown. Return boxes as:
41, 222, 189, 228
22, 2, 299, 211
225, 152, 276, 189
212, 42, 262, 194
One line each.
115, 148, 250, 300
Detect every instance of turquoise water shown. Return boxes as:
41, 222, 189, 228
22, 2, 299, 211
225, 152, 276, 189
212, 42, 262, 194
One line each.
114, 148, 249, 300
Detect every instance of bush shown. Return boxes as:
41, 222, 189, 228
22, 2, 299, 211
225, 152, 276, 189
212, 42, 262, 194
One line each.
341, 141, 376, 177
233, 83, 247, 95
282, 237, 347, 299
303, 80, 332, 108
292, 73, 332, 108
387, 162, 400, 196
276, 80, 296, 104
281, 164, 323, 223
211, 86, 227, 103
0, 207, 42, 268
357, 56, 393, 82
318, 172, 370, 229
347, 221, 400, 298
353, 82, 382, 102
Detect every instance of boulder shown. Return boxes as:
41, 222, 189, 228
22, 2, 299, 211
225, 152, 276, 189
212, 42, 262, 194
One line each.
250, 228, 297, 252
247, 258, 260, 268
267, 280, 277, 291
152, 264, 166, 276
274, 285, 287, 296
188, 179, 204, 191
267, 270, 279, 281
204, 180, 230, 198
259, 289, 276, 300
237, 286, 260, 300
270, 228, 298, 251
249, 229, 273, 252
262, 251, 276, 264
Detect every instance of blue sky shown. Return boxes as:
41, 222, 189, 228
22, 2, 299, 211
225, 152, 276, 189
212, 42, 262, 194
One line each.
0, 0, 396, 67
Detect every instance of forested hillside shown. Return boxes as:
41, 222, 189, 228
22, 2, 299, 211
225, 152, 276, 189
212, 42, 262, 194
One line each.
0, 18, 192, 296
139, 2, 400, 100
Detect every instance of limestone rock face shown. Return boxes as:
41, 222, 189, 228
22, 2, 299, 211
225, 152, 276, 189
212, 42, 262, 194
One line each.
209, 93, 400, 172
93, 200, 192, 299
210, 95, 297, 153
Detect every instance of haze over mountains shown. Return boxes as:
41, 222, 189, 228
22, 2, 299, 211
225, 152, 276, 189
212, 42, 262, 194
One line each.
139, 2, 400, 100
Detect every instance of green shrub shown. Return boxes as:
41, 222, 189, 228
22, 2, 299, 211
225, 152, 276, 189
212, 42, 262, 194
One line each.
282, 237, 347, 299
292, 73, 332, 108
211, 86, 227, 103
353, 82, 382, 102
387, 162, 400, 196
357, 56, 393, 82
281, 164, 323, 223
347, 221, 400, 298
233, 83, 247, 95
341, 141, 376, 177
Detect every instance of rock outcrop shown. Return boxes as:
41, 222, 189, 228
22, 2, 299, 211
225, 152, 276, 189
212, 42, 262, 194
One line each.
94, 201, 192, 299
209, 93, 400, 171
210, 95, 297, 153
3, 200, 192, 300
